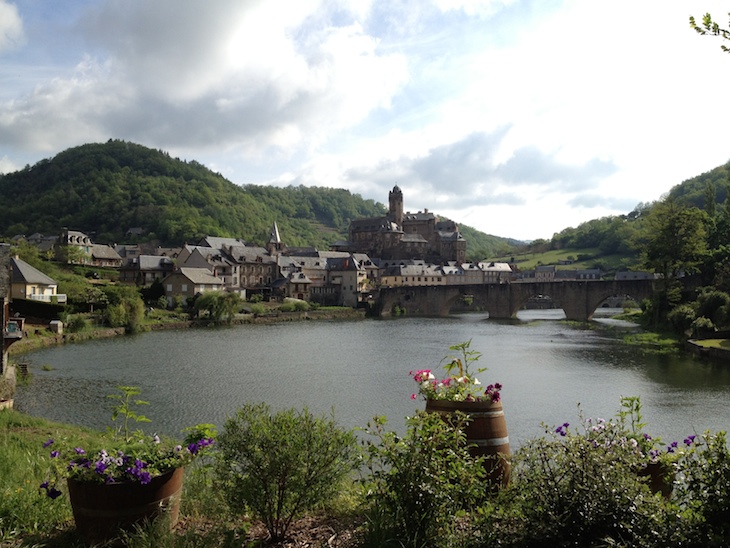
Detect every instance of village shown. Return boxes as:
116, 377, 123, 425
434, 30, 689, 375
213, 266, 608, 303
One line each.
4, 186, 633, 312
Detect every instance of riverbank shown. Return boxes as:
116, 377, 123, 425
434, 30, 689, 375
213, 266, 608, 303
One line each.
7, 306, 367, 357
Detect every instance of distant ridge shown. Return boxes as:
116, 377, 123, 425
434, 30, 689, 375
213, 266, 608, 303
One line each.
0, 140, 517, 258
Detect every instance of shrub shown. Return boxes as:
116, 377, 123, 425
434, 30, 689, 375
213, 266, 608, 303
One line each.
695, 288, 730, 326
479, 408, 673, 547
66, 315, 88, 333
360, 412, 487, 547
668, 304, 696, 335
675, 431, 730, 546
215, 404, 358, 542
249, 303, 266, 316
691, 316, 715, 338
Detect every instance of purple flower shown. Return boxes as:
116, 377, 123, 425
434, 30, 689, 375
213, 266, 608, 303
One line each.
138, 471, 152, 485
43, 438, 54, 448
50, 450, 59, 458
95, 461, 109, 474
684, 435, 697, 446
555, 423, 569, 437
74, 447, 86, 455
39, 481, 49, 490
47, 487, 63, 500
188, 442, 200, 455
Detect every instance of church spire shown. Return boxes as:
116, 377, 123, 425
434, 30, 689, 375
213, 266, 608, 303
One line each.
267, 221, 284, 255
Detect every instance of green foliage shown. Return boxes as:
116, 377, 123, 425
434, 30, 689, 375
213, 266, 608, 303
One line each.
279, 298, 310, 312
248, 302, 266, 316
0, 140, 387, 248
360, 412, 486, 547
480, 411, 672, 547
192, 291, 240, 323
667, 304, 697, 336
676, 431, 730, 545
108, 385, 151, 442
695, 288, 730, 326
690, 12, 730, 53
215, 403, 358, 542
65, 315, 88, 333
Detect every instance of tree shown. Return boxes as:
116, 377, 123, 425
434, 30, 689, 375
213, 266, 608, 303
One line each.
637, 199, 708, 327
639, 199, 708, 280
193, 291, 240, 323
690, 12, 730, 53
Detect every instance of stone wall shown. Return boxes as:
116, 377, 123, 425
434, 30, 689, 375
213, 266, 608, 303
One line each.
1, 243, 10, 377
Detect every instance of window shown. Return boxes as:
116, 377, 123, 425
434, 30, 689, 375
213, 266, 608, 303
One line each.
181, 284, 188, 292
166, 284, 172, 292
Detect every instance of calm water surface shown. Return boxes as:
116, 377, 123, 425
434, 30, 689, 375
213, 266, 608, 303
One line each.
14, 310, 730, 446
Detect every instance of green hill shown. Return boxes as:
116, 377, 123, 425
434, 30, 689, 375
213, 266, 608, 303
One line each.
0, 140, 515, 257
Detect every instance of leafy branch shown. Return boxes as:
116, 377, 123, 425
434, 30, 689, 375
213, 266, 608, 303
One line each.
690, 12, 730, 53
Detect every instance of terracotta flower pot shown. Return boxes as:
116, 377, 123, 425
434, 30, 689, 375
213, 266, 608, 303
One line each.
67, 467, 184, 543
426, 398, 510, 488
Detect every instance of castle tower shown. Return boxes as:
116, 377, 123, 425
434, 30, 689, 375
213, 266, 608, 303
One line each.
388, 185, 403, 227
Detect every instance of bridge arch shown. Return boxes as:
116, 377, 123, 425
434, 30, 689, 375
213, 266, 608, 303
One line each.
377, 280, 655, 321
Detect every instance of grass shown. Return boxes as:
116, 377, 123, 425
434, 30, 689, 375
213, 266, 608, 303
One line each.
691, 339, 730, 350
489, 247, 639, 275
0, 409, 362, 547
622, 331, 682, 354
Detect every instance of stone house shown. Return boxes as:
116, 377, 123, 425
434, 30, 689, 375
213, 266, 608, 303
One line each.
379, 260, 444, 287
271, 271, 312, 301
55, 228, 93, 264
119, 255, 175, 285
162, 267, 225, 307
90, 244, 123, 268
480, 262, 513, 284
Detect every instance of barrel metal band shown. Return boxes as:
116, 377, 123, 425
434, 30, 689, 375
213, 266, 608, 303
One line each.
472, 436, 510, 447
467, 410, 504, 418
73, 491, 181, 518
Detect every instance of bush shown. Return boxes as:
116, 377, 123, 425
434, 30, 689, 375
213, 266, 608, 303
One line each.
691, 316, 715, 338
675, 431, 730, 546
360, 412, 487, 547
249, 303, 266, 316
66, 315, 88, 333
695, 288, 730, 326
215, 403, 358, 542
479, 407, 673, 547
668, 304, 696, 335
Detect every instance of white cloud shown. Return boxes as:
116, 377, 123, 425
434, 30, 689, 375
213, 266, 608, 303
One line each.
0, 0, 23, 53
1, 0, 729, 242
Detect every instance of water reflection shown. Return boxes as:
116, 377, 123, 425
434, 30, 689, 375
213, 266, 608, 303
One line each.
14, 312, 730, 446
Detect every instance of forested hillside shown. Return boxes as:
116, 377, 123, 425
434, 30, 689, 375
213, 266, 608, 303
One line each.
0, 140, 514, 257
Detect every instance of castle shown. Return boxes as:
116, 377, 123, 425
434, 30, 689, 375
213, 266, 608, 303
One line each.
346, 185, 466, 263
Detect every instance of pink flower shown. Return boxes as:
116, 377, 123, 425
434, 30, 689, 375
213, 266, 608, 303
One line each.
410, 393, 417, 400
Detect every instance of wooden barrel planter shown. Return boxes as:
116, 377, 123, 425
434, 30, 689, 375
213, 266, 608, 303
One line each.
638, 461, 675, 499
67, 467, 184, 543
426, 399, 511, 488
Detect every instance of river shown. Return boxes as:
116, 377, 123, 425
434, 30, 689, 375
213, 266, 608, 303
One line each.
13, 310, 730, 446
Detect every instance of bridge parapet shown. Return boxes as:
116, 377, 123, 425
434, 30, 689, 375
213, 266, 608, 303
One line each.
377, 279, 655, 320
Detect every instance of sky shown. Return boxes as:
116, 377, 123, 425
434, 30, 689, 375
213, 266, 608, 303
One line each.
1, 1, 729, 242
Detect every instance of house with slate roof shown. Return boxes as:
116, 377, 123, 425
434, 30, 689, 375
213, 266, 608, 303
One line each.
119, 255, 175, 285
10, 256, 66, 303
161, 267, 224, 308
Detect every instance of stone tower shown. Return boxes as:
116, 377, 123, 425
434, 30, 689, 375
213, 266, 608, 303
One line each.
388, 185, 403, 227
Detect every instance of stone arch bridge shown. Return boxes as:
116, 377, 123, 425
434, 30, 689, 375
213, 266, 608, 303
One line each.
377, 279, 655, 321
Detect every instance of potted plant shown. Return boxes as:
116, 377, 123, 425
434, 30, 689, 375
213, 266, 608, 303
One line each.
40, 386, 215, 543
615, 396, 697, 498
560, 396, 697, 499
410, 340, 509, 487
